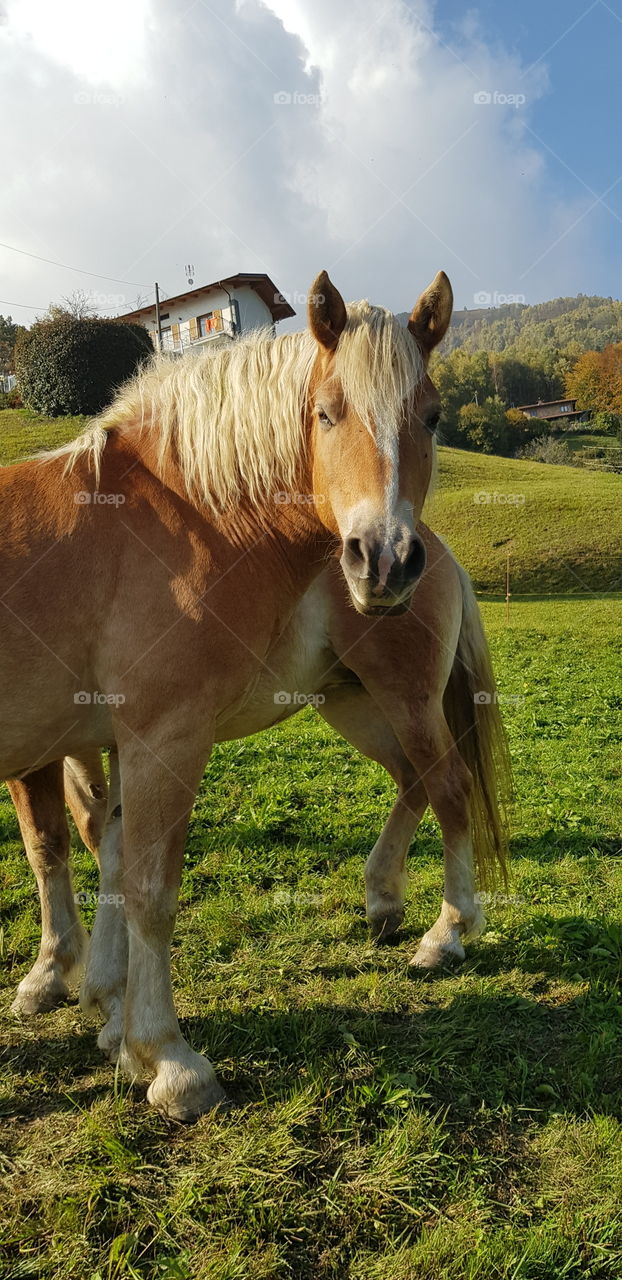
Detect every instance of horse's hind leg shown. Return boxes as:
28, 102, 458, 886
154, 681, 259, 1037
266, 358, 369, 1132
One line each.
9, 761, 88, 1014
318, 684, 428, 939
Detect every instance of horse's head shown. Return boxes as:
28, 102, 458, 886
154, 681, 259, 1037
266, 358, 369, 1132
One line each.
307, 269, 452, 615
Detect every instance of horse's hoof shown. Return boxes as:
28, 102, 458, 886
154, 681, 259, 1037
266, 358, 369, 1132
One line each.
121, 1045, 226, 1123
11, 978, 69, 1015
369, 911, 404, 943
156, 1089, 231, 1123
147, 1070, 228, 1122
408, 937, 465, 972
367, 898, 405, 943
97, 1019, 123, 1062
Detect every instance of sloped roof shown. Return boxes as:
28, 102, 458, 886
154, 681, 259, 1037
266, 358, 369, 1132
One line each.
116, 273, 295, 324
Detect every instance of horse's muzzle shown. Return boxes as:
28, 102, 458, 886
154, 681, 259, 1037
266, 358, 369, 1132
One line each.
341, 531, 426, 614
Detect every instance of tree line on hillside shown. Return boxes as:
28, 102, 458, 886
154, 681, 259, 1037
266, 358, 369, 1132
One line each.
2, 293, 622, 456
422, 293, 622, 357
427, 341, 622, 455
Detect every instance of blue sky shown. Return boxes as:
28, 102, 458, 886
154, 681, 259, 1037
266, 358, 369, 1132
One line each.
436, 0, 622, 301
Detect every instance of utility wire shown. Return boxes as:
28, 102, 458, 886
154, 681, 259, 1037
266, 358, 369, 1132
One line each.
0, 299, 49, 312
0, 240, 151, 287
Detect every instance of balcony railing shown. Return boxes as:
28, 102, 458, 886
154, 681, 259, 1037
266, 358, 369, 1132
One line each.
158, 308, 236, 354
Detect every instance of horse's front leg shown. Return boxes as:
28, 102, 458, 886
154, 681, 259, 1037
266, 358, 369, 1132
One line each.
80, 751, 127, 1061
113, 722, 226, 1120
405, 709, 485, 970
9, 761, 88, 1014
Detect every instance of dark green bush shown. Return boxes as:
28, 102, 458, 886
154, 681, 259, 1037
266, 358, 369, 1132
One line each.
0, 387, 22, 409
15, 314, 153, 417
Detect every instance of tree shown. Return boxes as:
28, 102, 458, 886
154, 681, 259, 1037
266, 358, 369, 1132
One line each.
431, 349, 494, 444
456, 397, 511, 454
505, 407, 539, 449
62, 290, 98, 320
566, 343, 622, 412
15, 313, 153, 417
0, 314, 24, 375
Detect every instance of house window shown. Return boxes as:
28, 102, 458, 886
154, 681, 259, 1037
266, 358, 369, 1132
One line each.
198, 310, 224, 337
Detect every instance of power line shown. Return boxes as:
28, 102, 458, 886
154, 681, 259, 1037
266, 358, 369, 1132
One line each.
0, 298, 139, 314
0, 298, 49, 312
0, 240, 151, 287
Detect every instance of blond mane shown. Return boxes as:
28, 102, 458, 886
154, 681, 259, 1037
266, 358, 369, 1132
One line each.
49, 301, 424, 512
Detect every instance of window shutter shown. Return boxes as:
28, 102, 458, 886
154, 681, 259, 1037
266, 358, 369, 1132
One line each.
189, 316, 198, 341
171, 323, 180, 345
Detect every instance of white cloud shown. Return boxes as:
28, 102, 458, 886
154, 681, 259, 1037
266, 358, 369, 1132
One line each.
6, 0, 150, 85
0, 0, 599, 328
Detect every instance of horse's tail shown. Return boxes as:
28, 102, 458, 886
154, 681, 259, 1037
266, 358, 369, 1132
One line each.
443, 559, 511, 887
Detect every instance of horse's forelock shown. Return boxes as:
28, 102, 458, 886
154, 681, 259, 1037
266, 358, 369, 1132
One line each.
335, 301, 425, 439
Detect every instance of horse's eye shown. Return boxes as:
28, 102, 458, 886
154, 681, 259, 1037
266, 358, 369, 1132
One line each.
318, 408, 334, 428
426, 410, 441, 433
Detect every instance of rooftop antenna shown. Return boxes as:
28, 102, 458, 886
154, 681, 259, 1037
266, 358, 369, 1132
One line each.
185, 262, 195, 287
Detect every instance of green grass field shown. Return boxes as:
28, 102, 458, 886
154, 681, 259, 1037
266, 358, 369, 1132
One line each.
1, 411, 621, 1278
564, 432, 618, 453
0, 408, 87, 464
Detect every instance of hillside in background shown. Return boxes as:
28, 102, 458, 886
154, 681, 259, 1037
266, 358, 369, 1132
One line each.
2, 410, 621, 596
425, 447, 622, 595
398, 294, 622, 358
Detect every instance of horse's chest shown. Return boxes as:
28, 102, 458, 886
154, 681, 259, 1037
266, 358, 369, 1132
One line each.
213, 582, 336, 741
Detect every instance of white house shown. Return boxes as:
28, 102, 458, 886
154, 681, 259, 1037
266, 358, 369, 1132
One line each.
115, 273, 295, 353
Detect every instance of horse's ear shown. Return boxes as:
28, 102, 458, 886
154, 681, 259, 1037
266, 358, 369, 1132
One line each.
308, 271, 347, 351
408, 270, 453, 356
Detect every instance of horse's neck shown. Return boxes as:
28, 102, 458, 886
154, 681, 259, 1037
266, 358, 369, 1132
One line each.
223, 494, 336, 598
100, 428, 336, 593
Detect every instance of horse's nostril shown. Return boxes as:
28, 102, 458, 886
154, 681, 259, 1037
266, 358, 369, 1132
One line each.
345, 536, 364, 566
404, 537, 426, 581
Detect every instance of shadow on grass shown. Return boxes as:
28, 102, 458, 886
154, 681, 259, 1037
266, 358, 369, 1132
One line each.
508, 830, 622, 863
3, 983, 621, 1127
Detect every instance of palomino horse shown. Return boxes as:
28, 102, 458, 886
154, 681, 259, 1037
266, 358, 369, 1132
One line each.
9, 529, 509, 1034
1, 270, 453, 1118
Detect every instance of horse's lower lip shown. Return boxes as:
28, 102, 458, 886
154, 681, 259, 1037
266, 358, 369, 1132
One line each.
354, 599, 411, 617
347, 580, 415, 616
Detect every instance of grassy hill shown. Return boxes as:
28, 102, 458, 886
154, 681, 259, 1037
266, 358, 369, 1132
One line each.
425, 448, 622, 595
2, 409, 621, 595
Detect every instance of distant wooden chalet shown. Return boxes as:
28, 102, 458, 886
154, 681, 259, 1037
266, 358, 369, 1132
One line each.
516, 397, 590, 425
